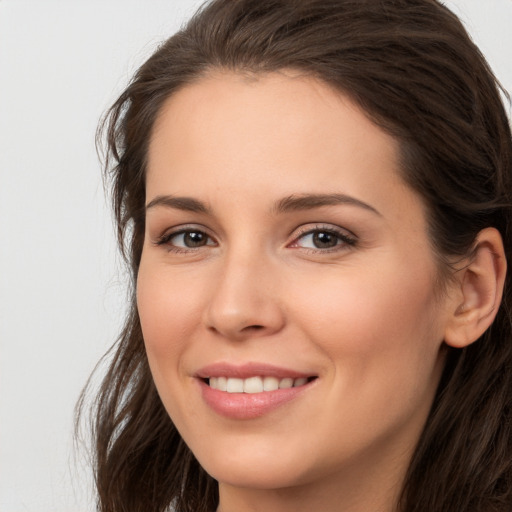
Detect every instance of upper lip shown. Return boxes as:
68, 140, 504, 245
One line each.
195, 362, 315, 380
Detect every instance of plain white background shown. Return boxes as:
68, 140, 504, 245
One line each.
0, 1, 510, 511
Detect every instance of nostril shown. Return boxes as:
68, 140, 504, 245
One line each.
243, 325, 264, 331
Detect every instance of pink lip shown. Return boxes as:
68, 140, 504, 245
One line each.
196, 362, 312, 379
195, 362, 317, 420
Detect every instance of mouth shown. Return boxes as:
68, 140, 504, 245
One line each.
196, 363, 318, 419
205, 375, 316, 393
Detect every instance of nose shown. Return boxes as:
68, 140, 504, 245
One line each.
203, 250, 286, 341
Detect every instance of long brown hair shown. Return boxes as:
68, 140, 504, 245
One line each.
78, 1, 512, 510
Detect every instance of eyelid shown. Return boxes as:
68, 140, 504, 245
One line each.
151, 222, 357, 253
153, 224, 217, 250
287, 223, 357, 251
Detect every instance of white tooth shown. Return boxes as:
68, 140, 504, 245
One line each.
226, 377, 244, 393
263, 376, 279, 391
244, 376, 264, 393
217, 376, 227, 391
279, 377, 294, 389
212, 376, 304, 393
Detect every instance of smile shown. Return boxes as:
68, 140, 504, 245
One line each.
197, 364, 317, 419
208, 376, 311, 393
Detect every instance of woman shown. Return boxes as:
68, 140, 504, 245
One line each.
83, 0, 512, 510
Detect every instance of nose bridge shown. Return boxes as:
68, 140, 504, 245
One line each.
204, 239, 284, 339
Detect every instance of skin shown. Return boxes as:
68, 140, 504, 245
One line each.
137, 71, 460, 512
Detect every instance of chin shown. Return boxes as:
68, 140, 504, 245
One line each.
188, 430, 323, 491
205, 458, 308, 490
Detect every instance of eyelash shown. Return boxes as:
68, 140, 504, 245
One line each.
288, 224, 357, 253
154, 224, 357, 254
155, 226, 217, 254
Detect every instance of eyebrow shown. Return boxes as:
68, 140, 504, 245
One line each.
145, 195, 211, 214
273, 193, 381, 216
145, 192, 381, 216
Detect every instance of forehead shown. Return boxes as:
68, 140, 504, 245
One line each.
146, 71, 424, 226
149, 70, 394, 155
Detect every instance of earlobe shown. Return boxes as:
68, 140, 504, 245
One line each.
444, 227, 507, 349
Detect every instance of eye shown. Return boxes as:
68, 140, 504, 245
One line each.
298, 231, 339, 249
156, 228, 216, 252
289, 225, 356, 251
172, 231, 211, 248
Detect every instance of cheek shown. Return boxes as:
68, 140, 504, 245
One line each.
136, 264, 202, 366
288, 263, 445, 446
136, 264, 208, 432
289, 258, 444, 373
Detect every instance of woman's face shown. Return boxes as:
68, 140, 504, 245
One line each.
138, 72, 453, 494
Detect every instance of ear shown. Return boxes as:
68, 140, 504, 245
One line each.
444, 227, 507, 349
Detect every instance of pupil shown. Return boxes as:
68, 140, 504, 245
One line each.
184, 231, 206, 247
313, 231, 337, 248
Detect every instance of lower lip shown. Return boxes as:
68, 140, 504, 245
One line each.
199, 379, 315, 420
